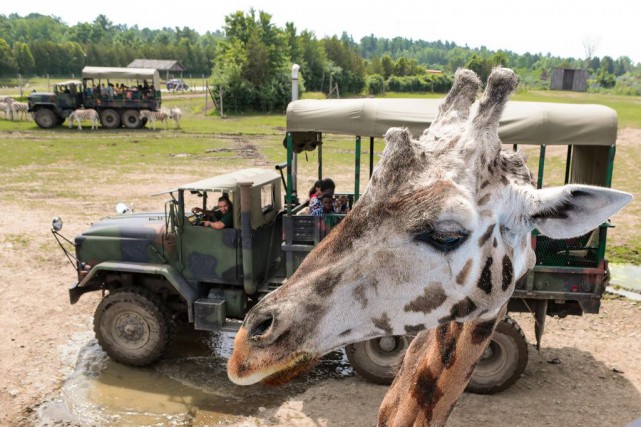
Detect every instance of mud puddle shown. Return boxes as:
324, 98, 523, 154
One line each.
37, 327, 354, 426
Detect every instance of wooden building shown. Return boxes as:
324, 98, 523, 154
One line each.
550, 67, 589, 92
127, 59, 185, 80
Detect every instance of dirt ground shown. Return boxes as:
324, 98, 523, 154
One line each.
1, 130, 641, 427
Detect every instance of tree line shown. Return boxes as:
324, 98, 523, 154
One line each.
0, 13, 219, 76
1, 11, 639, 111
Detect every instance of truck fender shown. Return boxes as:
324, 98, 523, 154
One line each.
69, 261, 198, 322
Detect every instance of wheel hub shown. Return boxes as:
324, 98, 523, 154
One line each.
378, 336, 396, 352
114, 313, 149, 348
481, 345, 494, 360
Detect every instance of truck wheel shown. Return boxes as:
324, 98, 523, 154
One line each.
466, 316, 529, 394
345, 335, 411, 385
94, 287, 175, 366
34, 109, 58, 129
100, 109, 121, 129
121, 109, 143, 129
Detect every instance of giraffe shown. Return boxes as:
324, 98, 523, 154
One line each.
227, 68, 632, 425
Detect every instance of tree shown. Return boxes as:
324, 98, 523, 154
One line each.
0, 38, 18, 76
298, 30, 326, 92
243, 30, 269, 86
381, 54, 394, 79
369, 54, 382, 75
13, 42, 35, 75
465, 54, 492, 82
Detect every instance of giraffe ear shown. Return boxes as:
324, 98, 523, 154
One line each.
384, 127, 413, 147
530, 185, 633, 239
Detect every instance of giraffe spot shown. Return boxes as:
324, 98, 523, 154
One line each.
493, 237, 498, 248
405, 324, 425, 334
477, 193, 491, 206
502, 255, 513, 291
500, 174, 510, 185
413, 368, 443, 423
479, 209, 492, 217
436, 322, 461, 368
339, 329, 352, 337
315, 269, 343, 298
372, 312, 393, 334
477, 256, 493, 294
439, 297, 478, 323
456, 259, 472, 285
352, 283, 368, 309
404, 284, 447, 313
471, 319, 497, 345
477, 224, 495, 247
479, 179, 490, 190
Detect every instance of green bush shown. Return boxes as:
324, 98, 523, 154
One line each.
385, 73, 453, 93
366, 74, 385, 95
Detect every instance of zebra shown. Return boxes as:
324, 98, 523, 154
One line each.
169, 107, 182, 128
0, 101, 9, 119
10, 102, 29, 121
139, 109, 170, 130
68, 108, 99, 130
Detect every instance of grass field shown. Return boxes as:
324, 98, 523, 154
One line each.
1, 90, 639, 263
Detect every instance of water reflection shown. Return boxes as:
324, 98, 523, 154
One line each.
609, 263, 641, 293
39, 327, 354, 426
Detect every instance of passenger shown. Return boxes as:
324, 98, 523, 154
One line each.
310, 178, 335, 216
334, 195, 350, 214
320, 193, 335, 214
308, 180, 322, 201
193, 195, 233, 229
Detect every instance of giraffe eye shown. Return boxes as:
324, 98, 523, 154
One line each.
414, 230, 469, 252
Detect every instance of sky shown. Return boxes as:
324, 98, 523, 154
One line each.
1, 0, 639, 63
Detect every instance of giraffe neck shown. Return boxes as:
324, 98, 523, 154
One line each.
378, 309, 505, 427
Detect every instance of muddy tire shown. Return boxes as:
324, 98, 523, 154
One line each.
100, 109, 121, 129
34, 108, 58, 129
466, 316, 529, 394
94, 287, 175, 366
121, 109, 143, 129
345, 335, 411, 385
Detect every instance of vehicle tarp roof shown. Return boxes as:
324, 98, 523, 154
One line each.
164, 168, 280, 193
286, 99, 617, 146
82, 66, 160, 88
54, 80, 82, 86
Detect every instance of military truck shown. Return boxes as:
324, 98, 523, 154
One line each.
28, 66, 161, 129
53, 98, 621, 392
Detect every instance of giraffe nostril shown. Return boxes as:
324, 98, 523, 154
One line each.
248, 314, 274, 339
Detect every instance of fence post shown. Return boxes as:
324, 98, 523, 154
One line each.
219, 88, 224, 117
204, 82, 208, 116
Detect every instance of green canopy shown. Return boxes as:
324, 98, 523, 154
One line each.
286, 99, 617, 146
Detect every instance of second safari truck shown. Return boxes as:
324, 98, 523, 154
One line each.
53, 98, 621, 393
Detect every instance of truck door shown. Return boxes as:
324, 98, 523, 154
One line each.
180, 225, 240, 284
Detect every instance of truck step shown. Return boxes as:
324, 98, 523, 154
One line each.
258, 277, 287, 295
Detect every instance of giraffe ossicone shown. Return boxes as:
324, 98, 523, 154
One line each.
228, 68, 632, 425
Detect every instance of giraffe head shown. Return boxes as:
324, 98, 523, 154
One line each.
228, 68, 632, 386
